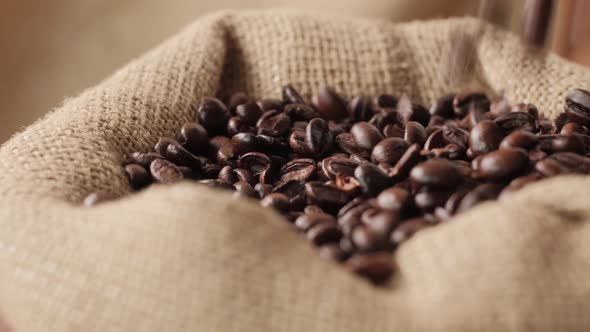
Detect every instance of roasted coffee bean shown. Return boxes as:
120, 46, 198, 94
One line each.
350, 122, 384, 150
423, 129, 447, 151
354, 163, 393, 196
198, 179, 234, 190
345, 252, 394, 284
410, 159, 461, 189
201, 161, 222, 178
430, 93, 455, 118
231, 168, 256, 187
453, 91, 490, 117
389, 144, 422, 180
390, 218, 431, 246
306, 223, 343, 245
565, 88, 590, 125
181, 122, 208, 154
404, 121, 428, 146
334, 174, 361, 194
320, 156, 360, 180
348, 95, 374, 122
464, 108, 487, 130
128, 152, 164, 168
282, 84, 305, 104
361, 208, 398, 234
239, 152, 272, 175
166, 141, 202, 170
444, 190, 469, 215
456, 183, 502, 213
512, 103, 539, 120
560, 122, 586, 135
304, 205, 325, 215
376, 187, 411, 213
499, 130, 538, 150
500, 173, 543, 197
216, 142, 237, 167
351, 225, 389, 252
150, 159, 183, 184
539, 134, 586, 154
368, 110, 398, 130
494, 111, 537, 133
306, 118, 333, 156
312, 85, 348, 120
227, 117, 255, 136
218, 165, 236, 184
257, 111, 291, 137
154, 137, 176, 156
235, 102, 264, 125
260, 193, 292, 211
233, 181, 258, 199
414, 190, 452, 212
280, 158, 316, 182
289, 130, 313, 157
254, 183, 273, 198
257, 98, 284, 112
535, 152, 590, 176
83, 191, 115, 207
396, 94, 430, 126
477, 148, 528, 181
335, 133, 369, 158
383, 124, 405, 138
125, 164, 151, 188
442, 125, 469, 149
305, 182, 351, 212
295, 213, 336, 231
468, 120, 504, 157
371, 138, 409, 165
197, 97, 231, 134
375, 94, 398, 108
226, 92, 250, 111
318, 244, 349, 262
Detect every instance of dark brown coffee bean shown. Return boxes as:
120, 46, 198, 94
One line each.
257, 98, 283, 112
375, 94, 398, 108
217, 165, 236, 184
320, 156, 360, 180
361, 208, 398, 234
335, 133, 370, 158
396, 94, 430, 126
295, 213, 336, 231
442, 125, 470, 150
128, 152, 164, 168
283, 104, 320, 121
351, 122, 384, 150
201, 161, 222, 178
368, 110, 398, 131
289, 130, 312, 157
453, 91, 490, 117
423, 129, 447, 151
166, 142, 202, 170
216, 143, 237, 167
456, 183, 502, 213
354, 163, 393, 196
560, 122, 586, 135
282, 84, 305, 104
304, 205, 325, 215
512, 103, 539, 120
235, 102, 263, 125
334, 174, 362, 194
239, 152, 271, 176
280, 158, 316, 182
428, 115, 446, 127
494, 111, 537, 133
231, 168, 256, 187
414, 190, 452, 212
318, 244, 349, 262
254, 183, 273, 198
390, 218, 430, 246
227, 117, 255, 136
345, 252, 394, 284
376, 187, 411, 213
337, 198, 370, 234
226, 92, 250, 111
490, 97, 511, 116
312, 85, 348, 120
198, 179, 234, 190
477, 148, 529, 181
150, 159, 183, 184
430, 93, 455, 118
154, 137, 176, 156
351, 225, 389, 252
469, 120, 504, 157
444, 190, 469, 215
565, 88, 590, 125
257, 111, 291, 137
305, 182, 351, 212
383, 124, 405, 138
500, 173, 543, 197
83, 191, 115, 207
233, 181, 258, 199
389, 144, 422, 180
371, 137, 409, 165
499, 130, 538, 150
260, 193, 292, 211
539, 134, 586, 154
404, 121, 428, 146
125, 164, 151, 188
306, 223, 342, 245
348, 95, 374, 122
535, 152, 590, 176
410, 159, 461, 189
306, 118, 333, 156
197, 97, 231, 135
181, 122, 208, 154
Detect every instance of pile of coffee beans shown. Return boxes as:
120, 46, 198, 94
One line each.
86, 85, 590, 285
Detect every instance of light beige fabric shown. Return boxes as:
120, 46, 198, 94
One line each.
0, 11, 589, 332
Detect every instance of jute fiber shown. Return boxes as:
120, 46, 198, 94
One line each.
1, 11, 590, 331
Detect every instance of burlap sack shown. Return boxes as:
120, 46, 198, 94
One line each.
1, 10, 590, 332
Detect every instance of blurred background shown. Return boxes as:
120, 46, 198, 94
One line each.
0, 0, 588, 142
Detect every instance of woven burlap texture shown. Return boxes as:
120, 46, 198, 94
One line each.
1, 10, 590, 332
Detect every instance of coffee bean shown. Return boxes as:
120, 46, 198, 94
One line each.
396, 94, 430, 126
289, 130, 312, 157
375, 94, 398, 108
565, 88, 590, 125
125, 164, 151, 188
181, 122, 209, 154
295, 213, 336, 231
154, 137, 177, 156
404, 121, 428, 146
318, 244, 349, 262
390, 218, 430, 246
456, 183, 502, 213
368, 110, 398, 131
494, 111, 537, 133
83, 191, 115, 207
415, 190, 452, 211
335, 133, 369, 158
306, 118, 333, 156
442, 125, 469, 150
361, 208, 398, 234
282, 84, 305, 104
424, 129, 447, 151
512, 103, 539, 120
560, 122, 586, 135
150, 159, 183, 184
535, 152, 590, 176
280, 158, 316, 182
410, 159, 461, 189
226, 92, 250, 111
539, 134, 586, 154
371, 138, 409, 165
238, 152, 271, 176
453, 91, 490, 117
260, 193, 292, 211
257, 111, 291, 137
354, 163, 393, 196
376, 187, 411, 213
320, 156, 360, 180
351, 122, 384, 150
383, 124, 405, 138
389, 144, 422, 180
306, 223, 342, 245
233, 181, 258, 199
312, 85, 348, 120
348, 95, 374, 122
218, 165, 236, 184
477, 148, 529, 181
227, 117, 255, 136
197, 97, 231, 135
430, 94, 455, 118
233, 168, 257, 187
305, 182, 351, 212
166, 141, 202, 170
351, 225, 389, 252
254, 183, 273, 198
469, 120, 504, 157
235, 102, 264, 125
345, 252, 394, 284
499, 130, 538, 150
128, 152, 164, 168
